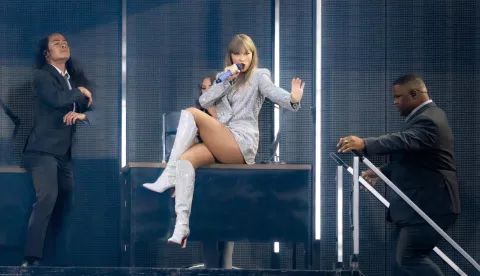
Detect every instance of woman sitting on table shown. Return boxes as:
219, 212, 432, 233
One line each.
142, 34, 305, 248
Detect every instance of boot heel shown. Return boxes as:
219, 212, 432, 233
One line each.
167, 160, 195, 249
181, 236, 188, 248
167, 235, 188, 248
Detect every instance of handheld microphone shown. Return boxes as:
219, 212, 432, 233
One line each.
215, 64, 243, 84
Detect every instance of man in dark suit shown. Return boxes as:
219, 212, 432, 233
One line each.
21, 32, 95, 267
337, 73, 460, 275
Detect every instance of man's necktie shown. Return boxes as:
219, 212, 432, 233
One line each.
63, 73, 75, 112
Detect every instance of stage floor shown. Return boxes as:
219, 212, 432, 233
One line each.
0, 266, 361, 276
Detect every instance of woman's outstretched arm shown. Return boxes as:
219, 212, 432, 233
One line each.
257, 69, 304, 111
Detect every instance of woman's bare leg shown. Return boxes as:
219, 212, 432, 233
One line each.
169, 107, 245, 248
143, 110, 198, 193
185, 107, 244, 164
144, 106, 244, 193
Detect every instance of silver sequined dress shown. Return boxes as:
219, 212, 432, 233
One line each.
199, 68, 300, 164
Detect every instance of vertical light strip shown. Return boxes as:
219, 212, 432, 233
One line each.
273, 0, 280, 253
315, 0, 322, 240
121, 0, 127, 167
353, 156, 360, 255
337, 166, 343, 262
273, 0, 280, 159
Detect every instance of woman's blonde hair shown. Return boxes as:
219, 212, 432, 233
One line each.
224, 34, 258, 88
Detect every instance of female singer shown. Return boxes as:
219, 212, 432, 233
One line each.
143, 34, 305, 247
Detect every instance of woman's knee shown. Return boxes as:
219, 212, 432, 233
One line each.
185, 107, 203, 125
185, 107, 201, 116
179, 151, 193, 162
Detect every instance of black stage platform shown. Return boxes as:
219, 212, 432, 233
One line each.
0, 267, 359, 276
0, 163, 316, 271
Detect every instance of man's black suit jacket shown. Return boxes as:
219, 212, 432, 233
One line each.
364, 102, 460, 225
24, 64, 94, 156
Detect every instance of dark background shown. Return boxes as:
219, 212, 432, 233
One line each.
0, 1, 478, 275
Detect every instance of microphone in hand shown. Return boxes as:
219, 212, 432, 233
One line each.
215, 64, 243, 84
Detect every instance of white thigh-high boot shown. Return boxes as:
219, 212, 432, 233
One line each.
167, 160, 195, 248
143, 110, 197, 195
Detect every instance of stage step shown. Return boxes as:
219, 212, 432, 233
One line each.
0, 267, 360, 276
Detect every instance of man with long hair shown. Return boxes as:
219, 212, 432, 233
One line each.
21, 32, 95, 267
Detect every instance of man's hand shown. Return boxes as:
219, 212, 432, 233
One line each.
63, 111, 86, 126
78, 87, 92, 107
360, 169, 378, 189
337, 135, 365, 153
